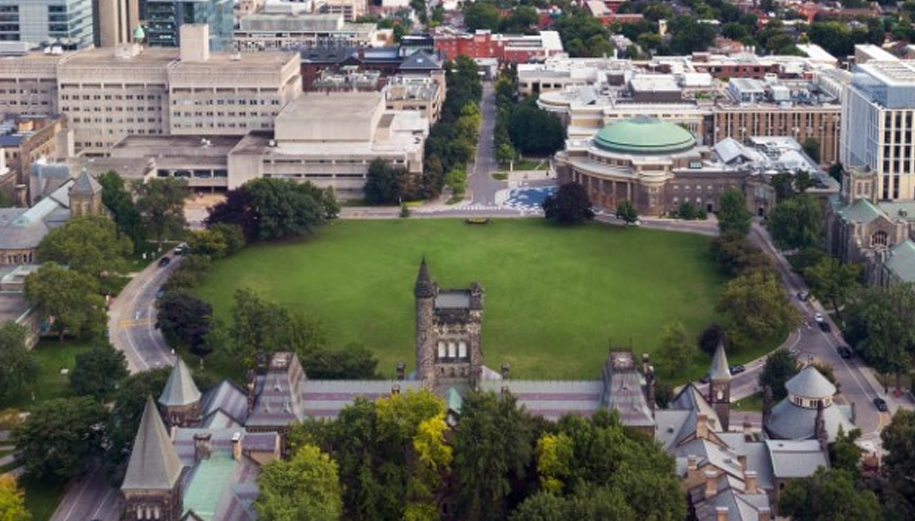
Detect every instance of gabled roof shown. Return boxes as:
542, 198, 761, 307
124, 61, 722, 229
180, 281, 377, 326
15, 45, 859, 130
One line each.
709, 342, 731, 381
398, 50, 442, 71
765, 439, 828, 478
69, 168, 102, 195
784, 366, 835, 398
122, 397, 184, 491
159, 358, 202, 407
838, 198, 884, 224
886, 240, 915, 282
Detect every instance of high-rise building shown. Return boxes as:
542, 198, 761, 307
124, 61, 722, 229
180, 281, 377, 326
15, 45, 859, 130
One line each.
94, 0, 139, 47
842, 58, 915, 201
145, 0, 232, 51
0, 0, 93, 49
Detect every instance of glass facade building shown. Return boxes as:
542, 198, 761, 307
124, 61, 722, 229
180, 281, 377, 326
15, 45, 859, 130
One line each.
145, 0, 232, 51
0, 0, 93, 49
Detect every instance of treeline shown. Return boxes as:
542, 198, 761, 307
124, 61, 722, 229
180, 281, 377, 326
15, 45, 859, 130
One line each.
267, 390, 686, 521
494, 69, 565, 165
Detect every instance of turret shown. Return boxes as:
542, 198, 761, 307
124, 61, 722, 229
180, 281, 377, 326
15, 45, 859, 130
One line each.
415, 259, 437, 388
158, 358, 201, 428
709, 341, 732, 431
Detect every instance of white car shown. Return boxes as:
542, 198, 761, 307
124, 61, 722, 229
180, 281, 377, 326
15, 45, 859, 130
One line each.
814, 313, 824, 323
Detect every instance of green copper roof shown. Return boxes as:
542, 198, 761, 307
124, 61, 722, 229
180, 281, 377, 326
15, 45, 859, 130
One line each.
887, 240, 915, 282
134, 25, 145, 40
593, 116, 696, 155
838, 198, 883, 224
445, 387, 462, 413
183, 453, 238, 521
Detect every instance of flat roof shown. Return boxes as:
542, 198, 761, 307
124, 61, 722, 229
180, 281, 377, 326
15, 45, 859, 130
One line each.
858, 60, 915, 86
277, 92, 382, 122
113, 135, 241, 152
62, 46, 178, 66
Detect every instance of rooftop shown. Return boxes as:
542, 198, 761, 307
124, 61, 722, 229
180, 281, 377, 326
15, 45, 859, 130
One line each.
594, 116, 696, 155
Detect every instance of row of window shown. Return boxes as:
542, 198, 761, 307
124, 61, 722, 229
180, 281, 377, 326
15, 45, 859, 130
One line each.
61, 94, 160, 101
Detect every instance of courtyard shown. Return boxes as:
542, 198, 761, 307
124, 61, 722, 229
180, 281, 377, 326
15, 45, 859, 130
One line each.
195, 219, 727, 380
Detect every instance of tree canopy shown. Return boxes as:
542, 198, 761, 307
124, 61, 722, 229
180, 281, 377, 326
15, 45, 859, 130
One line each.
846, 283, 915, 382
156, 291, 213, 354
364, 158, 410, 205
0, 322, 37, 406
256, 444, 343, 521
715, 270, 798, 349
37, 215, 133, 282
542, 182, 594, 226
0, 475, 30, 521
134, 177, 188, 245
69, 341, 129, 400
658, 321, 691, 377
803, 257, 860, 319
97, 170, 145, 248
717, 189, 751, 236
508, 102, 565, 156
24, 262, 106, 341
758, 349, 800, 402
779, 468, 881, 521
767, 194, 822, 251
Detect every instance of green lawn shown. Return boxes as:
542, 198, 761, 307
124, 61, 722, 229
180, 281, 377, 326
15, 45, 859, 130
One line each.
2, 340, 93, 410
733, 392, 764, 412
195, 219, 741, 381
21, 478, 64, 521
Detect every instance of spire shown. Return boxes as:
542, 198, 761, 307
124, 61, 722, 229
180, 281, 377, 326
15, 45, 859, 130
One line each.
70, 167, 102, 195
414, 257, 435, 298
122, 397, 184, 491
159, 358, 201, 407
709, 341, 731, 381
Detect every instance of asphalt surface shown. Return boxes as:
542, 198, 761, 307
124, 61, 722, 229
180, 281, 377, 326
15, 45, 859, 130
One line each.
467, 81, 503, 205
108, 252, 181, 374
49, 467, 120, 521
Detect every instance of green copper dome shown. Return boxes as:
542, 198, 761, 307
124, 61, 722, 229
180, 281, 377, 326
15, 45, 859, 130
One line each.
593, 116, 696, 155
133, 25, 145, 41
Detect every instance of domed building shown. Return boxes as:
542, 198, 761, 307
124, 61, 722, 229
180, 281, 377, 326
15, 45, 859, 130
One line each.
553, 116, 753, 216
764, 366, 855, 443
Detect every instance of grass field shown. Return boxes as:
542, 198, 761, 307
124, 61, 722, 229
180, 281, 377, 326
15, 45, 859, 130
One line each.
2, 340, 93, 410
21, 478, 64, 521
195, 219, 739, 381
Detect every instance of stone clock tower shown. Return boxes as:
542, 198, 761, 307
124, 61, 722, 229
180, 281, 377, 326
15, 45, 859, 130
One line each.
708, 341, 732, 431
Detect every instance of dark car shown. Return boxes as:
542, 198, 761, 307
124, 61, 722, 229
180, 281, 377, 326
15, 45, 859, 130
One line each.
797, 291, 809, 301
158, 256, 171, 267
729, 364, 746, 375
699, 373, 710, 384
874, 397, 889, 412
174, 242, 188, 255
837, 346, 853, 359
818, 321, 831, 332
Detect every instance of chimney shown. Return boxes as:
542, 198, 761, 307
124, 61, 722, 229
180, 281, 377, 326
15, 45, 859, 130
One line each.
738, 454, 747, 472
396, 362, 405, 380
757, 507, 771, 521
14, 184, 27, 207
180, 24, 210, 63
715, 506, 728, 521
231, 432, 242, 461
500, 363, 510, 379
687, 454, 698, 472
245, 370, 257, 414
392, 384, 401, 395
645, 363, 656, 414
705, 470, 718, 498
696, 413, 708, 439
743, 416, 753, 441
193, 432, 212, 461
745, 470, 758, 494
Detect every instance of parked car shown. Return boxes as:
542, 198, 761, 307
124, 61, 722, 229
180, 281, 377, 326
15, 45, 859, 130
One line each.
155, 288, 165, 299
818, 321, 831, 332
797, 291, 809, 301
814, 312, 824, 323
837, 346, 853, 359
158, 256, 171, 267
873, 397, 888, 412
174, 243, 188, 255
729, 364, 746, 375
699, 373, 710, 384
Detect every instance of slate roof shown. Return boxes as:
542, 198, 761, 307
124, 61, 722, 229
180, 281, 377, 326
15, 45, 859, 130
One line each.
200, 380, 249, 427
765, 439, 829, 478
435, 290, 470, 309
784, 366, 836, 398
766, 398, 854, 442
838, 197, 883, 224
398, 50, 442, 71
709, 342, 731, 381
480, 380, 604, 421
70, 169, 102, 195
0, 180, 72, 250
122, 397, 184, 491
160, 358, 202, 407
885, 240, 915, 282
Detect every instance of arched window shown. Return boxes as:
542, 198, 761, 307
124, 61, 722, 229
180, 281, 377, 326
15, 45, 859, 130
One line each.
872, 231, 889, 248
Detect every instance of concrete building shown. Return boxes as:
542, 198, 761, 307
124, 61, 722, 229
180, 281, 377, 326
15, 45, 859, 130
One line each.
384, 74, 445, 124
234, 13, 385, 52
0, 48, 63, 116
0, 0, 94, 49
842, 56, 915, 201
227, 91, 428, 199
95, 0, 139, 48
433, 28, 564, 64
0, 114, 70, 197
145, 0, 233, 51
317, 0, 366, 22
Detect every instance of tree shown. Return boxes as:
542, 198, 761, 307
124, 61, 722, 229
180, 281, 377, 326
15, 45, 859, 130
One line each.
69, 341, 128, 400
717, 188, 751, 236
509, 488, 636, 521
758, 349, 800, 401
365, 158, 409, 205
779, 468, 881, 521
463, 2, 501, 31
709, 232, 774, 276
658, 321, 691, 377
97, 170, 145, 248
847, 283, 915, 387
134, 177, 188, 246
881, 409, 915, 515
767, 194, 822, 251
24, 262, 106, 341
615, 200, 639, 225
0, 475, 30, 521
187, 226, 238, 259
542, 182, 594, 226
205, 187, 259, 242
830, 426, 863, 477
240, 178, 339, 241
508, 103, 565, 156
300, 343, 378, 379
13, 396, 108, 482
496, 142, 517, 165
155, 291, 213, 352
0, 322, 37, 406
535, 433, 573, 494
37, 215, 133, 282
803, 138, 821, 164
716, 270, 799, 348
256, 444, 343, 521
697, 323, 724, 356
668, 15, 717, 54
452, 392, 534, 521
803, 257, 861, 319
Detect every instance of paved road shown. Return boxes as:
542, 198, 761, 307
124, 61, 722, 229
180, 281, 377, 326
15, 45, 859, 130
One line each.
50, 467, 120, 521
467, 81, 504, 205
108, 253, 181, 374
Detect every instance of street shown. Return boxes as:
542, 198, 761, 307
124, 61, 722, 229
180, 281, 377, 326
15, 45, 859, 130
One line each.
467, 81, 503, 205
49, 467, 120, 521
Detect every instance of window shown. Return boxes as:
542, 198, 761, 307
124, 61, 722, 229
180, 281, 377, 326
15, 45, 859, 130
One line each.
458, 342, 467, 358
872, 231, 889, 248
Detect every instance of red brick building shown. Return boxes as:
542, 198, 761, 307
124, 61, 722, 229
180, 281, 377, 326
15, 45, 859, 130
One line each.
433, 29, 564, 63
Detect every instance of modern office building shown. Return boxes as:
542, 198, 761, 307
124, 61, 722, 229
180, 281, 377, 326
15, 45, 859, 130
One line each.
842, 58, 915, 201
145, 0, 233, 51
0, 0, 94, 49
95, 0, 139, 47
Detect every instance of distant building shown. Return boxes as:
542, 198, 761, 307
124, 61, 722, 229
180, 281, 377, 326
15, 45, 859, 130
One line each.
145, 0, 233, 51
433, 28, 564, 64
0, 0, 94, 49
764, 366, 855, 443
233, 13, 386, 52
95, 0, 139, 48
299, 44, 443, 92
0, 114, 69, 198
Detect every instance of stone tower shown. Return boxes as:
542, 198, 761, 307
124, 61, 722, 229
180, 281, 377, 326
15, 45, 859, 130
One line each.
122, 397, 184, 521
158, 358, 202, 428
708, 341, 732, 432
68, 168, 103, 217
414, 259, 485, 392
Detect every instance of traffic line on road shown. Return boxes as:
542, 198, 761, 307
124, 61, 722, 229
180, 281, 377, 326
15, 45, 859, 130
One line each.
117, 318, 154, 328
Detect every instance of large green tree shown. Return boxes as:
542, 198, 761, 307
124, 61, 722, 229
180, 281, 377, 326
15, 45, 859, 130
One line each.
0, 322, 37, 406
509, 487, 636, 521
37, 215, 133, 282
767, 194, 822, 251
134, 177, 188, 246
779, 468, 881, 521
658, 321, 691, 377
24, 262, 106, 340
452, 392, 534, 521
365, 158, 409, 205
847, 283, 915, 386
256, 444, 343, 521
508, 103, 565, 156
69, 341, 129, 400
243, 178, 338, 241
155, 291, 213, 353
715, 270, 798, 348
709, 232, 774, 276
881, 409, 915, 517
542, 182, 594, 226
97, 170, 145, 248
463, 2, 501, 31
717, 188, 751, 236
803, 257, 860, 319
0, 475, 30, 521
13, 396, 108, 482
758, 349, 800, 402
